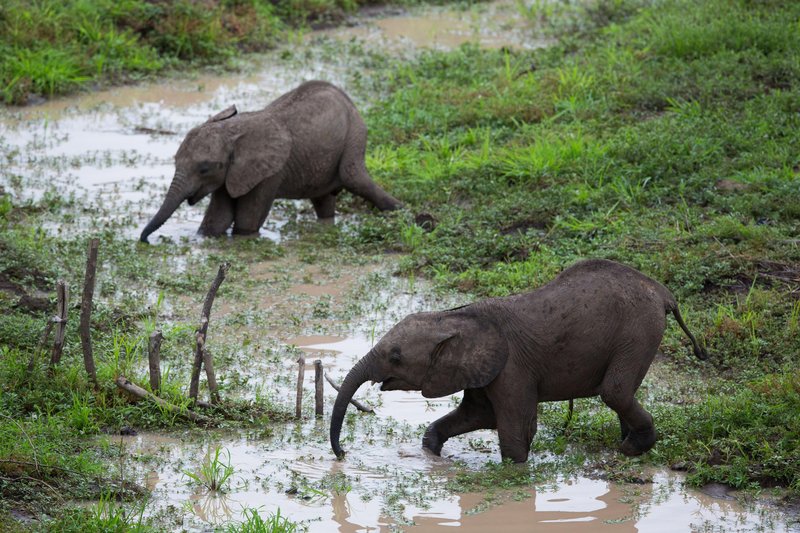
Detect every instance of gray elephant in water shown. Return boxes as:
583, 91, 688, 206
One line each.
330, 259, 707, 463
140, 80, 401, 242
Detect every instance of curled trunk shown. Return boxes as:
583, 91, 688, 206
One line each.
330, 352, 374, 458
140, 174, 189, 243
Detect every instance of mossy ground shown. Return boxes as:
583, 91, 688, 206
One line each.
1, 0, 800, 530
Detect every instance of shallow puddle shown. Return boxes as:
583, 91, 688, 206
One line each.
119, 424, 787, 532
321, 0, 552, 51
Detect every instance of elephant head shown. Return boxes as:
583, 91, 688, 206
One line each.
329, 309, 508, 458
139, 105, 291, 242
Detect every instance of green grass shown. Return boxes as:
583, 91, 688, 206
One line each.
182, 445, 235, 492
0, 0, 386, 104
228, 508, 299, 533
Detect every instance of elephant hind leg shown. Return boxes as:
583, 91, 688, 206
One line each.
600, 335, 660, 456
423, 388, 496, 456
600, 365, 657, 456
603, 396, 655, 456
338, 139, 402, 211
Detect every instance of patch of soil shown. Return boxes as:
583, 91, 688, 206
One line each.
715, 179, 750, 192
500, 218, 549, 236
702, 260, 800, 295
0, 268, 52, 314
414, 212, 437, 232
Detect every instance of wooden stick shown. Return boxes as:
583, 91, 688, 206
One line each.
115, 376, 214, 425
79, 238, 99, 387
202, 347, 219, 404
28, 316, 55, 373
148, 330, 163, 394
314, 360, 323, 418
49, 280, 68, 368
324, 372, 374, 413
189, 263, 229, 401
295, 357, 305, 420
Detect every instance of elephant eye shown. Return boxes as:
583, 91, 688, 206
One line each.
389, 348, 401, 365
198, 163, 212, 175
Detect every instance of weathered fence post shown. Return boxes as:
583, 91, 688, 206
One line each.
79, 238, 99, 387
189, 263, 229, 402
49, 280, 68, 368
314, 360, 324, 418
28, 315, 55, 373
148, 330, 163, 393
295, 357, 305, 420
203, 348, 220, 404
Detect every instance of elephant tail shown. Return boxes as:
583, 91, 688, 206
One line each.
666, 299, 708, 360
563, 398, 574, 432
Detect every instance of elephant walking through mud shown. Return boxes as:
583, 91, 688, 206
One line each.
140, 80, 401, 243
330, 259, 707, 463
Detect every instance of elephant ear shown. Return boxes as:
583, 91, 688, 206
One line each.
421, 327, 508, 398
225, 116, 291, 198
207, 105, 237, 123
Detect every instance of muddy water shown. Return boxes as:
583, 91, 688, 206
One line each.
0, 46, 360, 242
1, 1, 796, 531
320, 1, 552, 52
120, 427, 783, 532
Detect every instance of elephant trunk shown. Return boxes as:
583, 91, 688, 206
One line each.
330, 351, 375, 458
140, 173, 189, 243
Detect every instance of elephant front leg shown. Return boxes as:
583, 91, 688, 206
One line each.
232, 180, 278, 235
311, 193, 336, 221
489, 385, 538, 463
422, 388, 496, 456
198, 189, 235, 237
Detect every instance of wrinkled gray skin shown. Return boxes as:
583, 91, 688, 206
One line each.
140, 81, 401, 242
330, 259, 707, 463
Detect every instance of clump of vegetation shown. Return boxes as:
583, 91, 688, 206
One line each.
0, 0, 371, 104
183, 445, 235, 492
228, 508, 299, 533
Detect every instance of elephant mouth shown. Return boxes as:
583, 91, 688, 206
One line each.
187, 191, 203, 205
380, 377, 415, 391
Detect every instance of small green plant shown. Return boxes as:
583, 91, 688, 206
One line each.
788, 300, 800, 335
183, 445, 235, 492
228, 507, 299, 533
66, 393, 98, 434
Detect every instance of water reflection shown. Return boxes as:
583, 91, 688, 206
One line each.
118, 424, 792, 533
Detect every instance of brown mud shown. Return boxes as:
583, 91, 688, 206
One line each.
319, 0, 552, 52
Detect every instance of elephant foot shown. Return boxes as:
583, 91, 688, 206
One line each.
231, 227, 259, 237
198, 227, 228, 238
620, 427, 656, 457
422, 427, 444, 456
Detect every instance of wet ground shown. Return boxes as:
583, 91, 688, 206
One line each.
1, 1, 797, 531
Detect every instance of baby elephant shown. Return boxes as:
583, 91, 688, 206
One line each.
140, 80, 401, 243
330, 259, 707, 463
